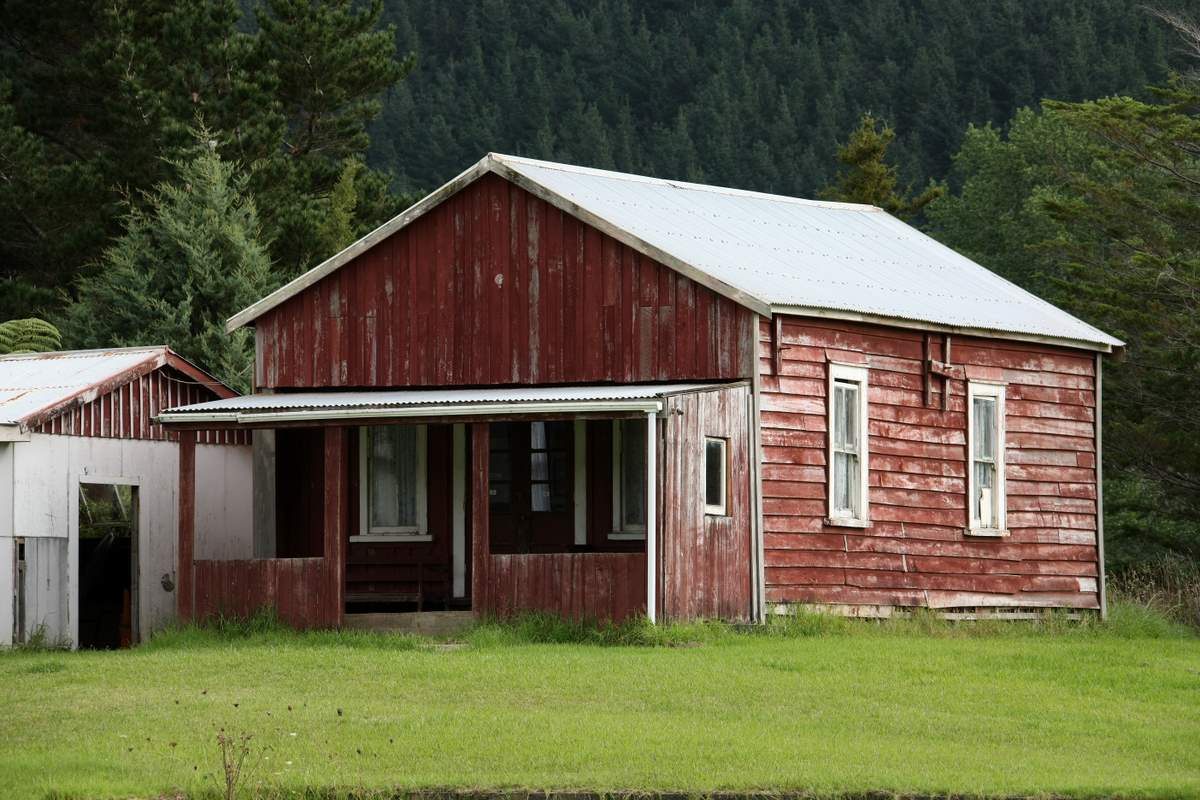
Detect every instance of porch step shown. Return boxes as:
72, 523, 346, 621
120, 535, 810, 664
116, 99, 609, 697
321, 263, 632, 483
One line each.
343, 610, 474, 638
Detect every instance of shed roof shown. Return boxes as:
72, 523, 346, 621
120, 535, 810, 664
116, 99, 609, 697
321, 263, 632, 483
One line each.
0, 346, 234, 432
227, 153, 1122, 352
158, 383, 727, 425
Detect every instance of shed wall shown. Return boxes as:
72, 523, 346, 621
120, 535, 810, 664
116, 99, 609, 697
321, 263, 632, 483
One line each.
660, 385, 754, 620
759, 316, 1100, 611
32, 365, 248, 445
254, 173, 757, 389
5, 434, 251, 647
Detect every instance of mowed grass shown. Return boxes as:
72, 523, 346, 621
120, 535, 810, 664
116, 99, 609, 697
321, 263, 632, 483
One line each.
1, 606, 1198, 800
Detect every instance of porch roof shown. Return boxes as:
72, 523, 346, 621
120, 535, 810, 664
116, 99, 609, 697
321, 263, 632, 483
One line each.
156, 383, 727, 426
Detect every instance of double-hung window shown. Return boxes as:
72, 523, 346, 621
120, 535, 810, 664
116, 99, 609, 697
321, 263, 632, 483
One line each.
357, 425, 429, 541
967, 382, 1006, 535
826, 363, 869, 526
610, 419, 646, 539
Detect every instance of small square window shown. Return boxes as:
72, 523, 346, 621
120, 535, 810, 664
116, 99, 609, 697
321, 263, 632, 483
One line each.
704, 437, 728, 516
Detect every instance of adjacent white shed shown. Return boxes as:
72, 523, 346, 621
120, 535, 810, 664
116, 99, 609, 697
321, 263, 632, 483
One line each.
0, 347, 251, 648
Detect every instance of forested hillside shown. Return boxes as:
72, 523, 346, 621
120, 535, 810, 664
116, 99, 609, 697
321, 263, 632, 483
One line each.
369, 0, 1173, 195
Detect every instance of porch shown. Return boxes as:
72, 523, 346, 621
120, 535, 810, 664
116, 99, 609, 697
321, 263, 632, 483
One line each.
161, 384, 755, 628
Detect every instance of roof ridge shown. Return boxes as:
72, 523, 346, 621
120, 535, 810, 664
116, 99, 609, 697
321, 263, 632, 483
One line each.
0, 345, 169, 361
490, 153, 881, 212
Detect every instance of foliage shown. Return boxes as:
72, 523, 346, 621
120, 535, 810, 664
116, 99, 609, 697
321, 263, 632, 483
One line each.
819, 113, 944, 218
58, 138, 274, 392
928, 14, 1200, 565
0, 317, 60, 354
1110, 555, 1200, 631
0, 0, 408, 320
371, 0, 1172, 197
2, 619, 1197, 798
314, 159, 363, 257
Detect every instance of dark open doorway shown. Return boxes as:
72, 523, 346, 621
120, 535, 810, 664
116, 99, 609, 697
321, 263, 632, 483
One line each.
77, 482, 138, 649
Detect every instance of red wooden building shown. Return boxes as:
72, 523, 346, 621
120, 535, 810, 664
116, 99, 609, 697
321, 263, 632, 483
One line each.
159, 154, 1121, 627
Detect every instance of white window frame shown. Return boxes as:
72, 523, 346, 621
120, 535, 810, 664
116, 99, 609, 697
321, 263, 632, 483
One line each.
825, 362, 870, 527
704, 436, 729, 516
354, 424, 430, 542
609, 419, 646, 540
966, 381, 1007, 536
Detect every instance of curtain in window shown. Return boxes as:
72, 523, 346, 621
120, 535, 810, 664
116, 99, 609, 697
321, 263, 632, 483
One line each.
370, 425, 417, 528
621, 421, 646, 527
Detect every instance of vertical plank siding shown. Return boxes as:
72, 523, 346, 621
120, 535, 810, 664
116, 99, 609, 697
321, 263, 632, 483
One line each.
33, 365, 248, 445
659, 385, 755, 621
486, 552, 647, 622
760, 316, 1101, 611
192, 558, 331, 628
254, 173, 757, 390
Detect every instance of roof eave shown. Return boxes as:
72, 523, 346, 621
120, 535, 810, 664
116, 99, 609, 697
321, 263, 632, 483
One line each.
770, 304, 1120, 354
226, 155, 501, 332
225, 153, 775, 332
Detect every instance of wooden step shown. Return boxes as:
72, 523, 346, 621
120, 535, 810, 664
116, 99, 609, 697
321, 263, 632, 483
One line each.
343, 610, 474, 638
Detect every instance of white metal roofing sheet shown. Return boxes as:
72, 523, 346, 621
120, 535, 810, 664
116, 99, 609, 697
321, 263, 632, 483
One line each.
497, 155, 1122, 349
0, 347, 166, 426
161, 383, 723, 417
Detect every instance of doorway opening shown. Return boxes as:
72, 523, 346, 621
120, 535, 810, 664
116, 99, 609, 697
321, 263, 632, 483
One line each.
77, 482, 139, 649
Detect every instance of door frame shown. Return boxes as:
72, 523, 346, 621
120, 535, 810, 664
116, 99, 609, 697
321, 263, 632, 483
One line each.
69, 473, 143, 648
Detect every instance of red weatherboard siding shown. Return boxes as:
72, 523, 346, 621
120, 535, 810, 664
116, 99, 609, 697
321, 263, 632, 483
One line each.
760, 316, 1100, 610
254, 173, 756, 389
34, 365, 247, 445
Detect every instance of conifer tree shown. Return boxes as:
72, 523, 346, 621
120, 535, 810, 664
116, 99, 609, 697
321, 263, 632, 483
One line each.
59, 137, 274, 392
819, 113, 944, 219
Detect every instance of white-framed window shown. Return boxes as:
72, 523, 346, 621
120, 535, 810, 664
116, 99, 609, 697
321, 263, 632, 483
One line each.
826, 362, 870, 526
356, 424, 429, 542
967, 382, 1007, 535
704, 437, 728, 516
610, 419, 646, 539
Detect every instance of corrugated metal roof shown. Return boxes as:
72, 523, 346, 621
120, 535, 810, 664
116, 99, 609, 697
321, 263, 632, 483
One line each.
226, 153, 1121, 351
159, 383, 725, 422
497, 155, 1121, 349
0, 347, 167, 426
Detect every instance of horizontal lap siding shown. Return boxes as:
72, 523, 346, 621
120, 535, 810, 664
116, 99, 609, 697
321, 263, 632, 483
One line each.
487, 552, 646, 622
760, 316, 1100, 611
255, 173, 756, 389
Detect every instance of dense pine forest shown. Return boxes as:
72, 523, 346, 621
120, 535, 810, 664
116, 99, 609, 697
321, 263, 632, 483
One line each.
1, 0, 1199, 576
370, 0, 1173, 196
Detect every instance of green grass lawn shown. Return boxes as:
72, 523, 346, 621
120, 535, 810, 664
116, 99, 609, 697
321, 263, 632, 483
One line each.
1, 606, 1198, 800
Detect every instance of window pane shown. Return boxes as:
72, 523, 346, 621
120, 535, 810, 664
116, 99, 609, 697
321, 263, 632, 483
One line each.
621, 421, 646, 527
833, 451, 859, 514
974, 460, 995, 526
370, 425, 417, 528
973, 397, 996, 460
834, 382, 858, 450
705, 439, 726, 509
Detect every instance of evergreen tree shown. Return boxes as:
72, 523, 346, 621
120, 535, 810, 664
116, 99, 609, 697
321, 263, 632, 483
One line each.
0, 0, 408, 318
59, 138, 275, 392
820, 113, 944, 219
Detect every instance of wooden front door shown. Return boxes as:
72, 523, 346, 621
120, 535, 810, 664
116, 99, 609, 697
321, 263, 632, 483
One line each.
488, 421, 575, 553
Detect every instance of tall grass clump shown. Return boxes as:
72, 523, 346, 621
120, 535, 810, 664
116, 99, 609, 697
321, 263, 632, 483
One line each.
1109, 556, 1200, 631
142, 607, 423, 652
